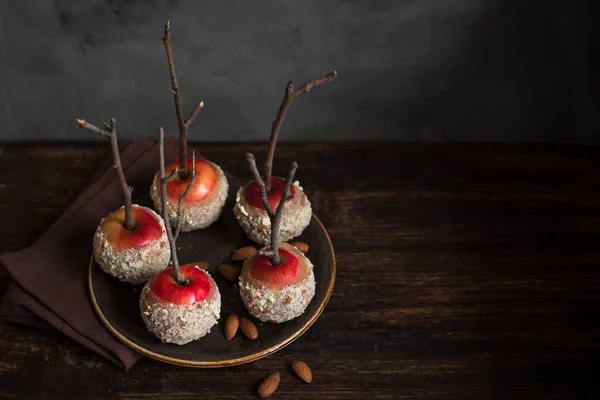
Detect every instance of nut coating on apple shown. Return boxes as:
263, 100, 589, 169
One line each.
234, 178, 311, 245
239, 243, 315, 323
150, 157, 228, 231
233, 71, 336, 244
76, 118, 171, 284
140, 264, 221, 344
93, 205, 170, 284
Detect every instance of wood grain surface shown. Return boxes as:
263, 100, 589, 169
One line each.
1, 142, 599, 399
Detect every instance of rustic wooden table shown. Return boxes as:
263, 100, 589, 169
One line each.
1, 142, 599, 399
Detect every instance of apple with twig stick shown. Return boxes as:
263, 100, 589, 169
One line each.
238, 153, 316, 323
140, 128, 221, 345
149, 21, 229, 232
233, 71, 337, 245
76, 118, 170, 284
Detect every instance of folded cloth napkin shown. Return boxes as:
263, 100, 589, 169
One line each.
0, 137, 180, 370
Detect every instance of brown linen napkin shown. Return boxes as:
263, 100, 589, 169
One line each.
0, 137, 180, 370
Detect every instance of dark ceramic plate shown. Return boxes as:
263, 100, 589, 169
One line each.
88, 189, 335, 367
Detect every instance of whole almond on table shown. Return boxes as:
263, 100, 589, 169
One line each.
191, 261, 209, 270
231, 246, 257, 261
291, 360, 313, 383
258, 372, 280, 398
240, 317, 258, 340
218, 264, 239, 282
290, 241, 309, 253
224, 314, 239, 341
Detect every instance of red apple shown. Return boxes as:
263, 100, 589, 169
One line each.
164, 157, 218, 204
242, 177, 296, 210
239, 243, 315, 323
150, 156, 229, 232
100, 206, 164, 250
149, 265, 212, 305
243, 245, 309, 289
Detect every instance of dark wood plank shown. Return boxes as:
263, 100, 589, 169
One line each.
1, 142, 599, 399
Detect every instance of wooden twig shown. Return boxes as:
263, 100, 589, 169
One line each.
185, 101, 204, 128
76, 119, 110, 137
263, 70, 337, 191
293, 70, 337, 96
246, 152, 297, 265
264, 82, 294, 191
161, 20, 204, 179
247, 153, 275, 217
76, 118, 134, 230
159, 127, 184, 284
174, 150, 196, 241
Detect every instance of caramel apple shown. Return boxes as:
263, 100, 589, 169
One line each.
239, 243, 315, 323
233, 72, 336, 244
141, 264, 220, 345
93, 205, 170, 284
76, 119, 170, 284
140, 128, 221, 344
238, 154, 315, 323
150, 21, 228, 231
150, 157, 228, 231
234, 177, 311, 246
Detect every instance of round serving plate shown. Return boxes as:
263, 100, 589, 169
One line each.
88, 187, 335, 367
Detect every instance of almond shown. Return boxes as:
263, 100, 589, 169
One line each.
290, 241, 309, 253
240, 317, 258, 340
218, 264, 238, 282
291, 360, 312, 383
231, 246, 257, 261
191, 261, 209, 270
258, 372, 280, 398
224, 314, 239, 341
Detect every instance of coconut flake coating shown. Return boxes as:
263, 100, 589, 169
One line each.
239, 248, 316, 323
150, 161, 228, 231
139, 269, 221, 345
92, 206, 170, 285
233, 181, 312, 245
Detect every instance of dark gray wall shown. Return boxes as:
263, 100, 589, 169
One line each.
1, 0, 599, 143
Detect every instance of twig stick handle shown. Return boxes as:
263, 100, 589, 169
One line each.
76, 118, 134, 230
263, 71, 336, 190
161, 21, 205, 179
293, 70, 337, 96
174, 150, 196, 241
161, 21, 188, 177
159, 127, 183, 284
246, 152, 297, 265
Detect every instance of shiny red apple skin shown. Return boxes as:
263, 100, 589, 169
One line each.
100, 206, 164, 250
242, 177, 296, 210
149, 265, 211, 305
165, 158, 218, 204
244, 246, 308, 289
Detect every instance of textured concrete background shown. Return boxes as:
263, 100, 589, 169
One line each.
1, 0, 599, 142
